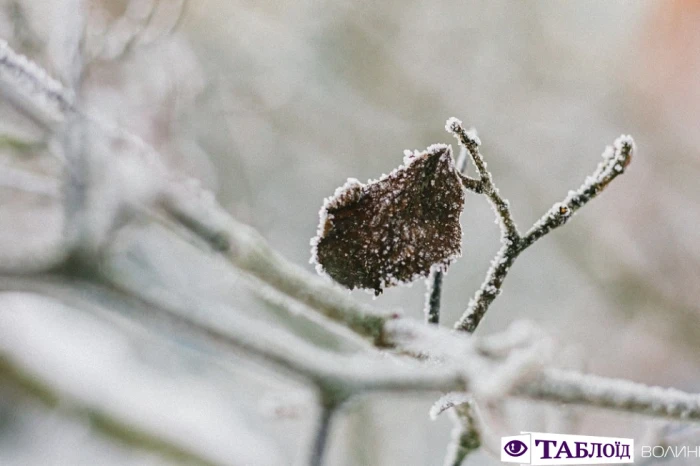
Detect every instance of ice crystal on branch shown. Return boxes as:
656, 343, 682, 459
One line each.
311, 144, 465, 295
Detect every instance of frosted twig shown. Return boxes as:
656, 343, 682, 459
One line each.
382, 319, 700, 422
428, 144, 484, 462
0, 39, 73, 127
446, 117, 520, 244
455, 242, 519, 333
443, 404, 481, 466
446, 117, 634, 332
520, 135, 634, 249
521, 368, 700, 421
424, 266, 443, 325
445, 118, 521, 333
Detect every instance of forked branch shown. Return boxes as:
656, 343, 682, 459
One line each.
446, 118, 634, 333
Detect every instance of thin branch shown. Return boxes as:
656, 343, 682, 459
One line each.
522, 368, 700, 421
424, 266, 443, 325
443, 404, 481, 466
446, 117, 520, 244
446, 116, 634, 332
520, 135, 634, 249
383, 319, 700, 422
310, 403, 336, 466
0, 38, 73, 128
457, 172, 483, 193
454, 243, 520, 333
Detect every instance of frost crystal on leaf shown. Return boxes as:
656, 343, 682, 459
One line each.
311, 145, 465, 295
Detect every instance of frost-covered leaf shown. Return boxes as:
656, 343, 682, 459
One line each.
311, 144, 464, 295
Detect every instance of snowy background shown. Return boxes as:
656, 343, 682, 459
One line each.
1, 0, 700, 464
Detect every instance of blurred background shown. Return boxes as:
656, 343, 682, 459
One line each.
1, 0, 700, 464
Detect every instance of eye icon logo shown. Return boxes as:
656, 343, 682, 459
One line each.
504, 440, 528, 457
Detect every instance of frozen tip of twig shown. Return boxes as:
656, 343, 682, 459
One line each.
614, 134, 635, 150
445, 117, 463, 134
444, 117, 482, 146
602, 135, 634, 162
614, 134, 635, 167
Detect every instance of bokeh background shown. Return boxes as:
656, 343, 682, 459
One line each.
1, 0, 700, 464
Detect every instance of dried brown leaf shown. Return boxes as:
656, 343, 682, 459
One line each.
311, 144, 464, 295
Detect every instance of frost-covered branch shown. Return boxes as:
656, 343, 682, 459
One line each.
424, 266, 443, 325
520, 135, 634, 249
7, 274, 699, 429
0, 39, 73, 127
521, 368, 700, 421
385, 319, 700, 422
443, 404, 481, 466
446, 117, 520, 244
446, 118, 634, 332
